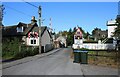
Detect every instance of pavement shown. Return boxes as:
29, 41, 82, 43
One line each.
1, 48, 119, 76
2, 48, 62, 69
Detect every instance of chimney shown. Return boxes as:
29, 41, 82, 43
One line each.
31, 16, 37, 23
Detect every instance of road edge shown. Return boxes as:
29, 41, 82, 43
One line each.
2, 48, 62, 69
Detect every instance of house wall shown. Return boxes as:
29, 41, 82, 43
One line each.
92, 30, 107, 41
56, 36, 67, 47
41, 29, 51, 46
74, 35, 83, 44
107, 20, 117, 38
26, 37, 39, 46
108, 26, 117, 38
22, 36, 26, 44
45, 44, 54, 52
41, 29, 53, 52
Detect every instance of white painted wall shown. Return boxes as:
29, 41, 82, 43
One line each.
107, 20, 116, 25
108, 26, 117, 38
74, 39, 83, 45
26, 37, 39, 46
107, 20, 117, 38
72, 43, 115, 50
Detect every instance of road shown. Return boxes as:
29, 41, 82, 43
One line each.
2, 48, 118, 76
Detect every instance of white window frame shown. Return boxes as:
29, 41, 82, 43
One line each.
30, 39, 36, 45
17, 26, 23, 32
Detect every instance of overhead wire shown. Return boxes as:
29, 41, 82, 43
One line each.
4, 4, 32, 17
22, 0, 38, 8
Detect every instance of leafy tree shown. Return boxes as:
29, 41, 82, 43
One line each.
2, 37, 20, 59
84, 32, 90, 40
0, 4, 5, 25
61, 31, 68, 36
114, 16, 120, 39
56, 26, 88, 46
67, 28, 74, 46
68, 28, 72, 34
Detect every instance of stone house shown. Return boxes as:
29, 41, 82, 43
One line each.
92, 28, 108, 41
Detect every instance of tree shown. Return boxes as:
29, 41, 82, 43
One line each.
67, 28, 74, 46
0, 4, 5, 26
114, 15, 120, 39
61, 31, 68, 36
85, 32, 90, 40
2, 37, 20, 59
68, 28, 72, 34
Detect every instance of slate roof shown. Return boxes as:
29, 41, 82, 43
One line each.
2, 22, 52, 38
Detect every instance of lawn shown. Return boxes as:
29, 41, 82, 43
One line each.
88, 51, 118, 68
71, 49, 118, 68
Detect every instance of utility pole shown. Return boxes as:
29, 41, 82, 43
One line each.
38, 6, 41, 53
49, 17, 52, 33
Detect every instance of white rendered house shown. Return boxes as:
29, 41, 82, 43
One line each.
107, 19, 117, 38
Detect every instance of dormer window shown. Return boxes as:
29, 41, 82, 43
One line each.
17, 26, 23, 32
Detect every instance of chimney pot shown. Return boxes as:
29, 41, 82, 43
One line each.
32, 16, 35, 20
31, 16, 37, 23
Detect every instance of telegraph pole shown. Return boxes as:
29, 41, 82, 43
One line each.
38, 6, 41, 53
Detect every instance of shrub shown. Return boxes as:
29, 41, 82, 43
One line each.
13, 46, 39, 59
2, 37, 39, 60
2, 37, 19, 59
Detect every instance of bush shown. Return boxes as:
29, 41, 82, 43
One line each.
2, 37, 19, 59
33, 47, 39, 55
13, 46, 39, 59
2, 37, 39, 60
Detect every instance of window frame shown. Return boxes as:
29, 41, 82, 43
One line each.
30, 39, 36, 45
17, 26, 23, 32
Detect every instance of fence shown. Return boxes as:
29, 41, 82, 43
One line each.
72, 43, 115, 50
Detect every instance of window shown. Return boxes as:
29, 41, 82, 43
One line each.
17, 27, 23, 32
31, 39, 36, 44
31, 40, 34, 44
77, 32, 80, 34
34, 40, 36, 44
102, 35, 104, 38
75, 36, 82, 39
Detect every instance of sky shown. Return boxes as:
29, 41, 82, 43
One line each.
2, 2, 118, 34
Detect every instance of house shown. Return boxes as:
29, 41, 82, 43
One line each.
55, 34, 67, 48
72, 27, 115, 50
107, 19, 117, 38
74, 27, 83, 45
2, 16, 54, 53
92, 28, 108, 41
